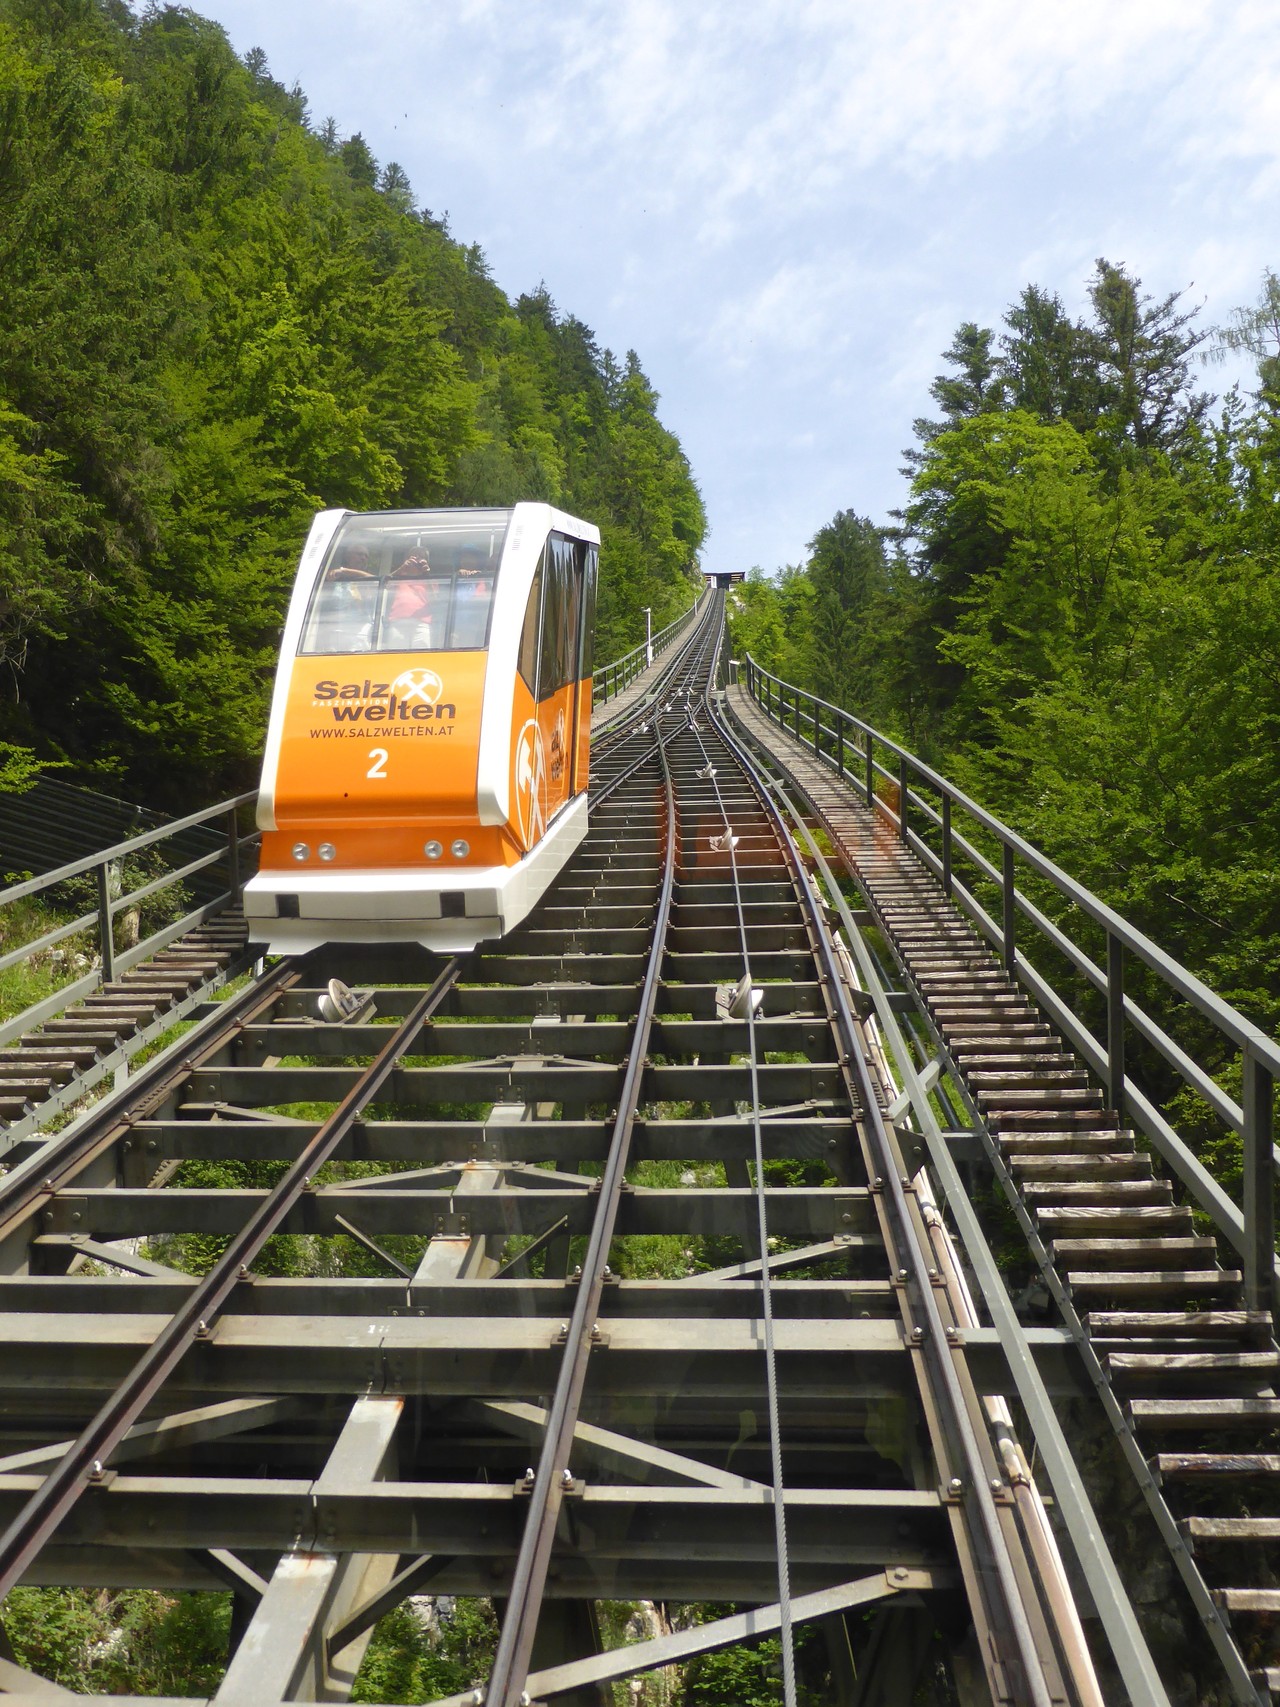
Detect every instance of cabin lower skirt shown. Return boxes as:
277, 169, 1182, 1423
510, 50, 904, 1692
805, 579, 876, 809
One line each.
244, 793, 588, 954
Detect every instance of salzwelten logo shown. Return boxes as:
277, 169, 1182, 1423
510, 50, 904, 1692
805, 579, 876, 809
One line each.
312, 669, 454, 724
391, 667, 443, 707
515, 719, 547, 849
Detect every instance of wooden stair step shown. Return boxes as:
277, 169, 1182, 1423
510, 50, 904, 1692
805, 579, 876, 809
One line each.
937, 1007, 1047, 1024
1160, 1454, 1280, 1481
1012, 1155, 1151, 1180
962, 1053, 1078, 1072
992, 1109, 1120, 1131
75, 996, 158, 1010
1050, 1236, 1214, 1267
912, 966, 1010, 982
1251, 1669, 1280, 1698
930, 999, 1033, 1016
1185, 1517, 1280, 1542
969, 1071, 1091, 1090
1100, 1343, 1262, 1364
1130, 1398, 1280, 1430
30, 1017, 123, 1035
19, 1034, 103, 1058
1211, 1589, 1280, 1614
1086, 1310, 1271, 1339
1038, 1206, 1195, 1234
1023, 1180, 1172, 1205
1111, 1350, 1280, 1380
1070, 1270, 1242, 1297
906, 957, 995, 971
0, 1097, 33, 1119
977, 1088, 1101, 1109
0, 1077, 58, 1097
0, 1059, 74, 1081
1003, 1132, 1137, 1156
59, 1017, 142, 1036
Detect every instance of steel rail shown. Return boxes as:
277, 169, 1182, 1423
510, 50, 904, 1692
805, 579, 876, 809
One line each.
588, 585, 722, 748
753, 756, 1176, 1707
706, 665, 1063, 1706
0, 953, 466, 1602
482, 699, 680, 1707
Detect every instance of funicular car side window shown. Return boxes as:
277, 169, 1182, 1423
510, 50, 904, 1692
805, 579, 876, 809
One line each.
518, 558, 544, 693
580, 545, 598, 681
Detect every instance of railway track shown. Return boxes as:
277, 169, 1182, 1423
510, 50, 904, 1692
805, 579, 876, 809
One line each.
0, 592, 1209, 1704
729, 677, 1280, 1706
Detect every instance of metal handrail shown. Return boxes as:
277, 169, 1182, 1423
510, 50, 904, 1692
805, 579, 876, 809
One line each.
0, 793, 257, 1047
592, 588, 705, 704
742, 655, 1279, 1313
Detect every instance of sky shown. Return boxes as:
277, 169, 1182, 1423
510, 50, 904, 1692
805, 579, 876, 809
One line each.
192, 0, 1280, 578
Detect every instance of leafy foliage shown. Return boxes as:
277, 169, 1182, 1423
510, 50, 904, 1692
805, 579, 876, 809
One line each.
0, 0, 704, 805
5, 1586, 231, 1695
731, 259, 1280, 1089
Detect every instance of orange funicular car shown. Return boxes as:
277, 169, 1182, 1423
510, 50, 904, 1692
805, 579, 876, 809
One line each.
245, 504, 599, 953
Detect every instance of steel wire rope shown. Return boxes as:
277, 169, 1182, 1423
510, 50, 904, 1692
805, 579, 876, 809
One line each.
706, 674, 1062, 1707
684, 623, 798, 1707
0, 953, 467, 1602
482, 700, 681, 1707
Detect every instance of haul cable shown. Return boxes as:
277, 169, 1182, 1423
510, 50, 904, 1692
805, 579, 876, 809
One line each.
704, 639, 1061, 1707
689, 641, 799, 1707
0, 953, 466, 1602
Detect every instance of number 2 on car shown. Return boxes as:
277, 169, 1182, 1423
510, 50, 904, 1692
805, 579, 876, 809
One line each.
367, 748, 388, 779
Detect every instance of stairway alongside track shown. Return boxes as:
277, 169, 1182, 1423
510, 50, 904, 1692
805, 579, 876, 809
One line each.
728, 678, 1280, 1704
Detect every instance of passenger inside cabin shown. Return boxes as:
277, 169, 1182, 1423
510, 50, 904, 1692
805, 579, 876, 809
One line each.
384, 549, 436, 648
310, 546, 375, 651
452, 545, 493, 647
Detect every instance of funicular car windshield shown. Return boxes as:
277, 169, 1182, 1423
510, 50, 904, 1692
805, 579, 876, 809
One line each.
300, 510, 510, 655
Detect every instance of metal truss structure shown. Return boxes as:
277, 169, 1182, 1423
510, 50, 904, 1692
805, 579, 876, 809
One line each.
0, 597, 1272, 1705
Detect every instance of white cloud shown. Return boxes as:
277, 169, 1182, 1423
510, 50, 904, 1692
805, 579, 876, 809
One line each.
191, 0, 1280, 575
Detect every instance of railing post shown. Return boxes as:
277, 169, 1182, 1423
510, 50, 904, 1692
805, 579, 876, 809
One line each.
898, 753, 909, 844
1001, 844, 1016, 972
96, 860, 116, 986
1107, 933, 1125, 1121
1242, 1047, 1276, 1313
864, 735, 874, 809
226, 804, 242, 906
793, 690, 802, 742
835, 716, 844, 778
812, 699, 821, 757
941, 793, 952, 897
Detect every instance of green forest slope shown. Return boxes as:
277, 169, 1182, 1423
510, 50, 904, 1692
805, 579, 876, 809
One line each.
732, 261, 1280, 1064
0, 0, 705, 807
